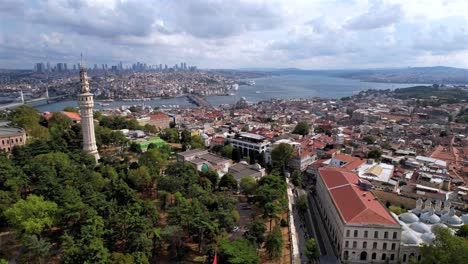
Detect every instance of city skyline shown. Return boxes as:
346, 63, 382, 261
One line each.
1, 0, 468, 69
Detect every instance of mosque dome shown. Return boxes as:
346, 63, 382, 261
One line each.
410, 222, 431, 233
400, 212, 419, 223
421, 210, 441, 224
441, 208, 463, 225
200, 133, 209, 139
421, 232, 436, 244
441, 214, 463, 225
461, 214, 468, 224
401, 230, 420, 245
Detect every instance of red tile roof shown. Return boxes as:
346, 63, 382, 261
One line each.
319, 168, 399, 226
62, 111, 81, 121
150, 113, 170, 120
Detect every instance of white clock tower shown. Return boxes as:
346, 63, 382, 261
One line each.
78, 63, 100, 162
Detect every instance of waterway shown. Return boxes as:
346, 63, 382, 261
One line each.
29, 74, 424, 112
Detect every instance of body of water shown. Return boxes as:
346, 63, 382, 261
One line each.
30, 74, 424, 112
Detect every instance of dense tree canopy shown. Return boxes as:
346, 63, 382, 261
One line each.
271, 143, 294, 171
420, 226, 468, 264
292, 121, 310, 136
218, 239, 259, 264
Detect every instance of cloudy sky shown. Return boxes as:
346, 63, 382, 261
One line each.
1, 0, 468, 69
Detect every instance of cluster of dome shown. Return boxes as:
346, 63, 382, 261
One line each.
394, 198, 467, 246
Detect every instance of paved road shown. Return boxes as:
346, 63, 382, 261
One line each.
307, 193, 340, 264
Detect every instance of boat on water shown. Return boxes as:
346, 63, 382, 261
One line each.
255, 91, 261, 94
247, 80, 255, 86
97, 102, 110, 106
229, 93, 236, 96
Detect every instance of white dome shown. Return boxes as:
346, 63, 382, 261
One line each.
200, 133, 209, 139
411, 209, 423, 216
410, 222, 431, 233
461, 214, 468, 224
401, 230, 420, 245
441, 214, 463, 225
421, 212, 441, 224
421, 232, 435, 244
400, 212, 419, 223
431, 223, 448, 232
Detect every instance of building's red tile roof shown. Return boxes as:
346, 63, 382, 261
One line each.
62, 111, 81, 121
43, 111, 81, 121
319, 168, 399, 226
213, 137, 225, 143
150, 113, 170, 120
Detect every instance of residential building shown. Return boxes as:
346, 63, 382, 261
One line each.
149, 113, 171, 129
225, 132, 271, 157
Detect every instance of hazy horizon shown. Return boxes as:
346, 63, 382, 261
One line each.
1, 0, 468, 69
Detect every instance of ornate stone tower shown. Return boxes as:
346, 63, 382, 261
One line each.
78, 63, 99, 162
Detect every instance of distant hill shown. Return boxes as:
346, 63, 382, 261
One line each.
334, 66, 468, 84
347, 85, 468, 106
237, 66, 468, 84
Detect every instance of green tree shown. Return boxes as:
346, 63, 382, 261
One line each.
363, 136, 376, 145
20, 234, 51, 264
222, 144, 234, 159
5, 195, 58, 235
265, 224, 283, 260
271, 143, 294, 171
180, 129, 191, 144
420, 226, 468, 264
110, 252, 135, 264
296, 194, 308, 213
9, 105, 49, 139
291, 170, 303, 187
219, 173, 238, 191
218, 239, 259, 264
292, 121, 310, 136
305, 238, 320, 262
160, 128, 179, 143
127, 166, 153, 191
63, 106, 78, 113
456, 224, 468, 238
232, 148, 241, 162
243, 219, 267, 248
240, 176, 257, 196
200, 169, 219, 189
190, 135, 205, 149
367, 149, 383, 160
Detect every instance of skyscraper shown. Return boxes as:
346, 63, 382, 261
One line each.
78, 64, 100, 162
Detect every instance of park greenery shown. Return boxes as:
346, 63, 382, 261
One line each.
0, 106, 290, 263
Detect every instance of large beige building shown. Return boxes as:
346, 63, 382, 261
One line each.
316, 168, 402, 263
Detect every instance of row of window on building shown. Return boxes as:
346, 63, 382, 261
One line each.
346, 229, 398, 239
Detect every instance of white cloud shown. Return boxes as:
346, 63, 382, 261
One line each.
0, 0, 468, 69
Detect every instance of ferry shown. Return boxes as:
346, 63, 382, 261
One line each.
247, 80, 255, 86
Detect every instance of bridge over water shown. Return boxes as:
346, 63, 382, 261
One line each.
0, 88, 68, 110
186, 94, 213, 109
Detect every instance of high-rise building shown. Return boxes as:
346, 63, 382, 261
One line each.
35, 62, 45, 73
46, 62, 50, 72
57, 63, 64, 72
64, 63, 68, 71
78, 64, 99, 162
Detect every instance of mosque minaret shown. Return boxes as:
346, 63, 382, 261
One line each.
78, 62, 100, 162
